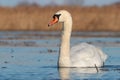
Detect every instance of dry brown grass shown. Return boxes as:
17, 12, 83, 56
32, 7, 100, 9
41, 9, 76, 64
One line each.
0, 4, 120, 31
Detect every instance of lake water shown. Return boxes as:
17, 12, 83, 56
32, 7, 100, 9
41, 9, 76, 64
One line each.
0, 31, 120, 80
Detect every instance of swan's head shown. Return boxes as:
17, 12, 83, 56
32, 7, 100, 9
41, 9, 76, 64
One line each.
48, 10, 72, 26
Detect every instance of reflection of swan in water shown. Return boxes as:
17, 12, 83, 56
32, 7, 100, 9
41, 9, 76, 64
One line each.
59, 67, 104, 80
48, 10, 107, 67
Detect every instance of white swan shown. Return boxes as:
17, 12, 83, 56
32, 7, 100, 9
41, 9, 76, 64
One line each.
48, 10, 107, 68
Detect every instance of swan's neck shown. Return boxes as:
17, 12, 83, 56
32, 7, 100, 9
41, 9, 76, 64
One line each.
59, 18, 72, 67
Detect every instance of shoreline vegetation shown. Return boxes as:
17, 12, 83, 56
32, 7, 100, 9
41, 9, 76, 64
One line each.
0, 4, 120, 31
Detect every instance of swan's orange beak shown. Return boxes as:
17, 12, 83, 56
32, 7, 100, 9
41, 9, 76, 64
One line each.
48, 16, 58, 27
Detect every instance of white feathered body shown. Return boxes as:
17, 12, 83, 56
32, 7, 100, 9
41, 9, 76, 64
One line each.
49, 10, 108, 68
70, 43, 107, 67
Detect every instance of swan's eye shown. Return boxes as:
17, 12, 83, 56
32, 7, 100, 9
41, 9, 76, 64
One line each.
53, 14, 61, 20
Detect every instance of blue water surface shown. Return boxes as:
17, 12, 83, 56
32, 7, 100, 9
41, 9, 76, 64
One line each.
0, 31, 120, 80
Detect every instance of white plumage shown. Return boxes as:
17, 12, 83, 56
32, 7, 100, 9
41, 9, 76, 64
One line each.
48, 10, 107, 67
71, 43, 107, 67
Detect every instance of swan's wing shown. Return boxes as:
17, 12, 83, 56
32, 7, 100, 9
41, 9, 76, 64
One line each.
96, 47, 108, 62
71, 43, 95, 59
70, 43, 107, 67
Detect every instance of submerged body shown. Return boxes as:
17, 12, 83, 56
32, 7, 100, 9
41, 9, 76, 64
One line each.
48, 10, 107, 67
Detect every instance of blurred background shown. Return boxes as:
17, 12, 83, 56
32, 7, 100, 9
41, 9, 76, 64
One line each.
0, 0, 120, 7
0, 0, 120, 31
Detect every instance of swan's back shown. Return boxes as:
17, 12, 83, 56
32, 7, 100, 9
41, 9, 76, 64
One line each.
70, 43, 107, 67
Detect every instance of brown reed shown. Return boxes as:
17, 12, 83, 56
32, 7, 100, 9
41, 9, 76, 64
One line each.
0, 4, 120, 31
